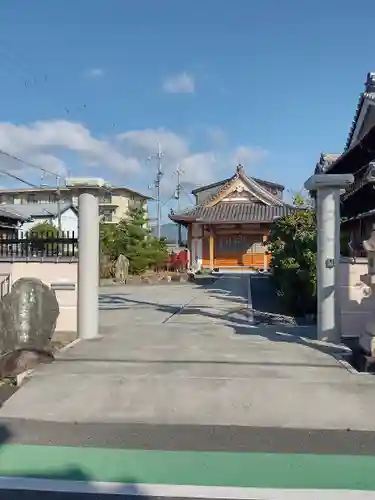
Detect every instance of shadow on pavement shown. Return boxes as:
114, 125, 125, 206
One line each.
98, 273, 346, 367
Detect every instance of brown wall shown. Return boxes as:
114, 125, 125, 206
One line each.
201, 224, 270, 268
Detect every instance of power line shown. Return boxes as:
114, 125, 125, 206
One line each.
180, 183, 195, 204
0, 148, 64, 230
0, 148, 61, 179
0, 168, 38, 188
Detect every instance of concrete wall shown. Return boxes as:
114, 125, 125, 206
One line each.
337, 257, 374, 337
0, 260, 77, 333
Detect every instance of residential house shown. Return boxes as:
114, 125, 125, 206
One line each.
170, 164, 294, 270
0, 202, 78, 235
0, 207, 27, 238
0, 184, 152, 225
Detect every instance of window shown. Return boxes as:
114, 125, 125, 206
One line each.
100, 209, 113, 222
27, 194, 38, 204
99, 193, 112, 204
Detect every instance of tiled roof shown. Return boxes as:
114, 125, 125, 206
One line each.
0, 202, 74, 219
0, 207, 27, 221
191, 175, 284, 194
197, 165, 284, 208
170, 202, 296, 223
314, 152, 341, 174
345, 72, 375, 152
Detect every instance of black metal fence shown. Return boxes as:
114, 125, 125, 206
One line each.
0, 231, 78, 258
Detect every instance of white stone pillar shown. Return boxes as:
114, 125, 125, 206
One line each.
304, 174, 353, 344
77, 190, 100, 340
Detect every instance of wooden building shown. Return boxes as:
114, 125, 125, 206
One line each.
169, 165, 295, 270
0, 207, 26, 239
315, 72, 375, 255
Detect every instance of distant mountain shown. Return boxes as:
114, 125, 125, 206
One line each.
151, 222, 187, 243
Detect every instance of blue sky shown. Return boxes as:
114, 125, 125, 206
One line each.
0, 0, 374, 217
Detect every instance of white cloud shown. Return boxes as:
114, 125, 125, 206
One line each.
119, 128, 269, 194
84, 68, 105, 78
206, 127, 227, 148
119, 127, 213, 192
0, 119, 140, 177
231, 146, 268, 166
162, 72, 195, 94
0, 119, 268, 198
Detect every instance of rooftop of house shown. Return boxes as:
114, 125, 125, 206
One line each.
0, 185, 152, 199
0, 202, 75, 220
345, 72, 375, 152
0, 207, 29, 222
314, 152, 341, 174
191, 175, 284, 194
171, 202, 295, 224
170, 165, 293, 225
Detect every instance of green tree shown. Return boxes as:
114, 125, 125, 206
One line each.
28, 221, 58, 237
26, 221, 59, 254
267, 208, 317, 316
100, 206, 168, 275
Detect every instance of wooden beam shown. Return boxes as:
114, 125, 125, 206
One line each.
262, 233, 268, 271
209, 231, 214, 269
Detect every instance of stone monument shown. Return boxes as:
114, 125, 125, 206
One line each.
0, 278, 59, 377
115, 254, 129, 283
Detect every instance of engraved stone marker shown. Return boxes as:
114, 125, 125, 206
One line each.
0, 277, 59, 354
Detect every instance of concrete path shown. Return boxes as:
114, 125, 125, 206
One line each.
1, 274, 375, 430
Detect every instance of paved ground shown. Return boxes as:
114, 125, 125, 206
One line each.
2, 275, 375, 496
0, 274, 375, 429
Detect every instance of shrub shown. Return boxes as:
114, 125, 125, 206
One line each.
267, 209, 317, 316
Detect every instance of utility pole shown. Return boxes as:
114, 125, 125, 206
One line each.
173, 165, 183, 246
148, 142, 164, 239
56, 175, 62, 233
174, 165, 184, 246
41, 170, 62, 233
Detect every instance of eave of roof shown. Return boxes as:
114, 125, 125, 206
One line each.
344, 72, 375, 152
0, 207, 28, 221
111, 186, 153, 200
323, 122, 375, 176
0, 185, 153, 200
169, 202, 297, 225
314, 152, 341, 174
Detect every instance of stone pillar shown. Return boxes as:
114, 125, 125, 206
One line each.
304, 174, 353, 344
77, 190, 100, 340
66, 179, 107, 340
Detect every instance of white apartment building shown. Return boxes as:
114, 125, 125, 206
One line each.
0, 185, 152, 224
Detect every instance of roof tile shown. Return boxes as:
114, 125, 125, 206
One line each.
171, 202, 296, 223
